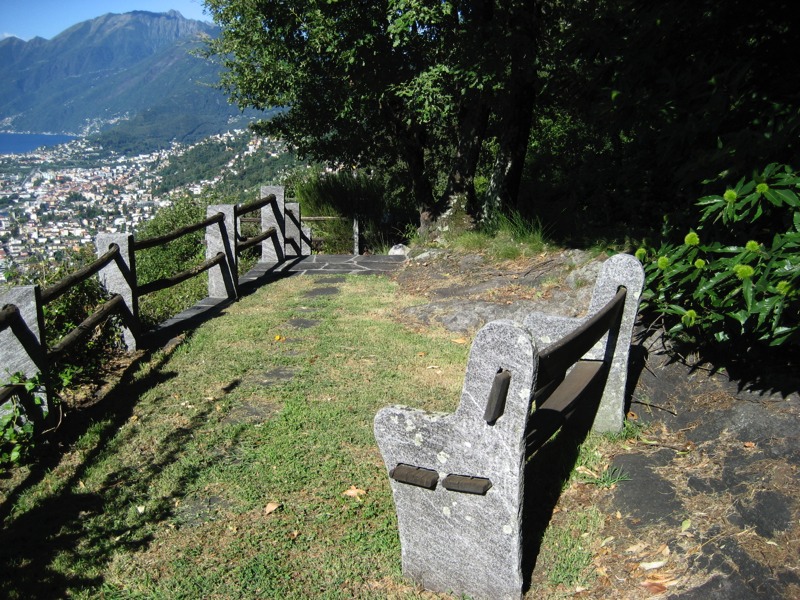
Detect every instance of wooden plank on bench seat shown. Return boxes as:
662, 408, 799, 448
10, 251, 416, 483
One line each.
536, 287, 626, 389
526, 360, 608, 453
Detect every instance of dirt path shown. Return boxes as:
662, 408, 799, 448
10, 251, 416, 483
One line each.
391, 249, 800, 599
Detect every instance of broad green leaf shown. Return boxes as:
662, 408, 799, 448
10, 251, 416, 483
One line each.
742, 278, 754, 311
763, 187, 796, 207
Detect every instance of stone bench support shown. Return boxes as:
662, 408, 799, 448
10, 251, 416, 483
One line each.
375, 253, 644, 599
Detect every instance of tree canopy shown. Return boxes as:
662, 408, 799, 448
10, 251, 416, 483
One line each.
204, 0, 799, 234
203, 0, 539, 222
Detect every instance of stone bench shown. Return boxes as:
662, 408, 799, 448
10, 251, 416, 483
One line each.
373, 253, 644, 600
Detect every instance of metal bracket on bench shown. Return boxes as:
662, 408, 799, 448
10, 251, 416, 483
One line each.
442, 474, 493, 495
484, 369, 512, 424
390, 463, 439, 490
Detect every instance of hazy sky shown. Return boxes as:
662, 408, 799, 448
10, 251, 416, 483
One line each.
0, 0, 211, 41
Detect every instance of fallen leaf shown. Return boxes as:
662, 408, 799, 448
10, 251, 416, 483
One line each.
417, 352, 427, 357
343, 485, 366, 499
625, 542, 648, 554
616, 511, 622, 520
641, 581, 667, 594
646, 573, 680, 586
136, 505, 146, 515
640, 560, 667, 571
627, 410, 638, 420
681, 518, 692, 532
426, 365, 441, 370
576, 466, 599, 479
288, 530, 300, 540
600, 536, 615, 547
264, 502, 281, 515
451, 338, 468, 345
743, 441, 756, 449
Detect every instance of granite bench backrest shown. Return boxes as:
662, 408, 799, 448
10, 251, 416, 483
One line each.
373, 253, 644, 600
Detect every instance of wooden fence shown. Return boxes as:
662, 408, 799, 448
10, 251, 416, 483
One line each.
0, 186, 307, 420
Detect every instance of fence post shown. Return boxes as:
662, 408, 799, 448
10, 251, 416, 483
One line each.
353, 217, 360, 255
206, 205, 238, 299
260, 185, 285, 263
96, 233, 139, 351
0, 285, 49, 418
301, 223, 312, 256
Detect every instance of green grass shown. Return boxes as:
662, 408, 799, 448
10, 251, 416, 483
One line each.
0, 272, 636, 598
0, 275, 468, 599
451, 210, 551, 261
537, 507, 604, 589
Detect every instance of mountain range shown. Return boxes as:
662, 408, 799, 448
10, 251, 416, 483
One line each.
0, 10, 266, 153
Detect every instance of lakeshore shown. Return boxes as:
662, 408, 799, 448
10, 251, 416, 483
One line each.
0, 133, 77, 156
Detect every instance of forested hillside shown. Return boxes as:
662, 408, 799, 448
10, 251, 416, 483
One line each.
0, 10, 259, 152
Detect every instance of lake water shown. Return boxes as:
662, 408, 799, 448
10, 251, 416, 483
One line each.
0, 133, 77, 155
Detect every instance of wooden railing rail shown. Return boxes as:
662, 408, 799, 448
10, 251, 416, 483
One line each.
138, 253, 227, 297
40, 244, 121, 305
0, 303, 21, 332
133, 212, 224, 251
236, 227, 277, 254
48, 294, 126, 362
234, 193, 276, 217
0, 383, 26, 405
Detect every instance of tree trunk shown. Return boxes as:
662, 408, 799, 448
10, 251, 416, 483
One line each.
486, 87, 535, 213
443, 97, 490, 217
486, 2, 539, 214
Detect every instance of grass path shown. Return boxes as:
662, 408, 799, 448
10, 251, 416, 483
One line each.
1, 275, 472, 599
1, 272, 629, 599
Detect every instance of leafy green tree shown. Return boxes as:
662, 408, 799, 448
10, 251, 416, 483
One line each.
202, 0, 541, 223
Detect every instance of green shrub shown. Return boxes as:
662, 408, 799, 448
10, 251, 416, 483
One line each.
639, 164, 799, 350
135, 197, 209, 327
1, 375, 42, 469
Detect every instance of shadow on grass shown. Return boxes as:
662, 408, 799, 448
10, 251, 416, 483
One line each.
520, 337, 650, 591
521, 385, 602, 591
0, 343, 243, 599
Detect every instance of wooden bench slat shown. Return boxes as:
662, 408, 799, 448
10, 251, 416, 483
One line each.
526, 359, 608, 453
537, 287, 626, 388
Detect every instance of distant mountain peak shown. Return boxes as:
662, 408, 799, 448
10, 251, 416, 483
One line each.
0, 10, 252, 150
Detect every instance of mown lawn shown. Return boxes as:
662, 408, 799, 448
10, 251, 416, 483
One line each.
1, 272, 625, 599
0, 274, 471, 599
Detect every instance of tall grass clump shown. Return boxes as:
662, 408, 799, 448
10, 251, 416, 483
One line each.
451, 208, 550, 260
293, 169, 417, 253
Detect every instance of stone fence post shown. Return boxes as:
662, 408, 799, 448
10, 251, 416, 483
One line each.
96, 233, 139, 351
260, 185, 285, 263
206, 205, 238, 300
0, 285, 49, 418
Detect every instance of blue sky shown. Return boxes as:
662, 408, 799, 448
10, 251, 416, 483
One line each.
0, 0, 211, 41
